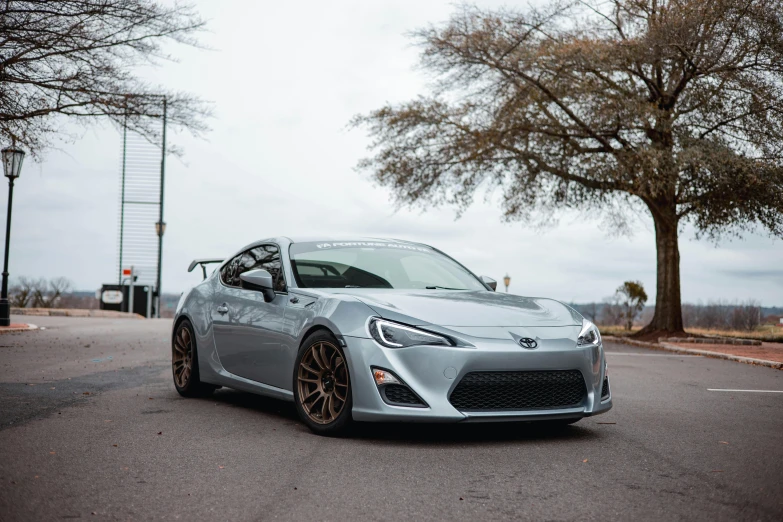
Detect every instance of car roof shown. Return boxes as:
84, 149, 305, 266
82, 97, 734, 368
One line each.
226, 236, 437, 266
283, 236, 431, 248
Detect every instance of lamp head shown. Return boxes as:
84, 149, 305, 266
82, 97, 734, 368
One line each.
2, 148, 25, 179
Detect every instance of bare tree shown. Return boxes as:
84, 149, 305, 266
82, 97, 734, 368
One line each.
353, 0, 783, 338
31, 277, 72, 308
730, 299, 761, 331
0, 0, 211, 155
600, 295, 624, 326
8, 276, 35, 307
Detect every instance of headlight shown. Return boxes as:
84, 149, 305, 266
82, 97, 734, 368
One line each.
369, 318, 452, 348
577, 319, 602, 347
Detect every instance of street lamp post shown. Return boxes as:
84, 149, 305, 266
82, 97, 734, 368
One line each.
1, 147, 25, 327
155, 220, 166, 318
503, 274, 511, 293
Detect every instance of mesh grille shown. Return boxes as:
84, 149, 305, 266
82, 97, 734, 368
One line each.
382, 384, 425, 406
449, 370, 587, 411
601, 377, 610, 400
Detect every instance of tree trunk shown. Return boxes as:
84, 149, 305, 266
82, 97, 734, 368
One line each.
635, 202, 685, 338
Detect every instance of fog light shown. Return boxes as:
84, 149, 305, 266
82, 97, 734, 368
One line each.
372, 368, 400, 386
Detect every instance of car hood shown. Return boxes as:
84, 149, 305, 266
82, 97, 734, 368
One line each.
319, 289, 581, 327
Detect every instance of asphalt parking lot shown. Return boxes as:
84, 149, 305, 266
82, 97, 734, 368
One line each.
0, 316, 781, 521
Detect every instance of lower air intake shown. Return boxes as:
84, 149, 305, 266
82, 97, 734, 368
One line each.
449, 370, 587, 411
601, 377, 610, 400
382, 384, 425, 407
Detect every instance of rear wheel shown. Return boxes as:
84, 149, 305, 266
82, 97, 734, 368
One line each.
172, 319, 217, 397
293, 331, 353, 436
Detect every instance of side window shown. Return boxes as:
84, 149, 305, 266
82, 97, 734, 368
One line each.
220, 253, 245, 287
246, 244, 287, 292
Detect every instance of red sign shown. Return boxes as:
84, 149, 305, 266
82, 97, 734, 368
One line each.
122, 268, 132, 276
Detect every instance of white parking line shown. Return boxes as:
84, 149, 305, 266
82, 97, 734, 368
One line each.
707, 389, 783, 393
607, 353, 700, 357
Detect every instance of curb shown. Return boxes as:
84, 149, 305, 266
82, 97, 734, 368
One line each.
11, 308, 144, 319
603, 335, 783, 370
665, 336, 761, 346
0, 323, 39, 334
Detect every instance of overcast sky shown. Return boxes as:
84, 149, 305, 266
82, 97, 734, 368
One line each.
1, 0, 781, 305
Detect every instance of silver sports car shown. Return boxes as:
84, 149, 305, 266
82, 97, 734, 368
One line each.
172, 237, 612, 435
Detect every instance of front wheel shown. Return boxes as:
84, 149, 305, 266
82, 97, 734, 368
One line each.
172, 319, 218, 398
293, 331, 353, 436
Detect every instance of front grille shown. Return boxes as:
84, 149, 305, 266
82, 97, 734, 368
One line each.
601, 377, 610, 400
382, 384, 425, 407
449, 370, 587, 411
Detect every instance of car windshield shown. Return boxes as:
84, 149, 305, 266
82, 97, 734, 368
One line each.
289, 241, 486, 290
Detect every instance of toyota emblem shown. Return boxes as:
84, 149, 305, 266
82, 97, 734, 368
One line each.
518, 337, 538, 349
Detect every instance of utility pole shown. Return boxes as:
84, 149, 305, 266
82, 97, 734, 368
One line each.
155, 97, 167, 318
128, 265, 135, 315
118, 111, 127, 284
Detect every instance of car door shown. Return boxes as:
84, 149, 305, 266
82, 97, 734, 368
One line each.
211, 244, 289, 387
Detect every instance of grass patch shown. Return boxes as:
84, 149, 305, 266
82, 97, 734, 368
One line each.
598, 324, 783, 343
598, 325, 640, 337
684, 327, 783, 343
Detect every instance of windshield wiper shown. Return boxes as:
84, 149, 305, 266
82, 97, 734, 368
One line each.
425, 285, 462, 290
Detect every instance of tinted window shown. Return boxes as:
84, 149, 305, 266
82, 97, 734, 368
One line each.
245, 245, 286, 292
220, 253, 245, 287
220, 244, 286, 291
289, 241, 484, 290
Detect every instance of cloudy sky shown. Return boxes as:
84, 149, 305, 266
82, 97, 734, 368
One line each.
2, 0, 781, 305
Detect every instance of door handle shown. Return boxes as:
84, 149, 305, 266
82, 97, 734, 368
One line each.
217, 304, 228, 315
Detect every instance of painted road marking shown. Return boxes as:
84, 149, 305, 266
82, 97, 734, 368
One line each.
607, 353, 700, 357
707, 389, 783, 393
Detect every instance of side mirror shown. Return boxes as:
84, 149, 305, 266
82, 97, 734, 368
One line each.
240, 269, 276, 302
480, 276, 497, 291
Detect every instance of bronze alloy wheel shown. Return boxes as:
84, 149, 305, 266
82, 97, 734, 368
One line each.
172, 324, 193, 388
297, 341, 349, 425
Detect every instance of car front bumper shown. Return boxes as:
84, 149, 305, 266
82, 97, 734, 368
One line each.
343, 329, 612, 423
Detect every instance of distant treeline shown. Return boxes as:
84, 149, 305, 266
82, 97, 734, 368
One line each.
9, 278, 181, 316
571, 301, 781, 331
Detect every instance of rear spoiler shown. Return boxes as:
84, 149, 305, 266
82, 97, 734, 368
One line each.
188, 258, 224, 280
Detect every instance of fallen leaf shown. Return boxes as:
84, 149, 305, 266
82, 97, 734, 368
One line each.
583, 459, 588, 463
50, 387, 55, 390
112, 444, 118, 447
459, 497, 464, 501
49, 451, 56, 455
718, 441, 729, 444
218, 465, 224, 469
148, 397, 153, 400
83, 392, 90, 395
34, 476, 39, 479
122, 467, 129, 471
711, 470, 723, 473
157, 432, 162, 435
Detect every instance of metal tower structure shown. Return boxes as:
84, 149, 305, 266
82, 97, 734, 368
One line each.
117, 98, 167, 317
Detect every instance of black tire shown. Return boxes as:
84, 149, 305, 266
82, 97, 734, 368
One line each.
293, 330, 353, 436
172, 319, 218, 398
